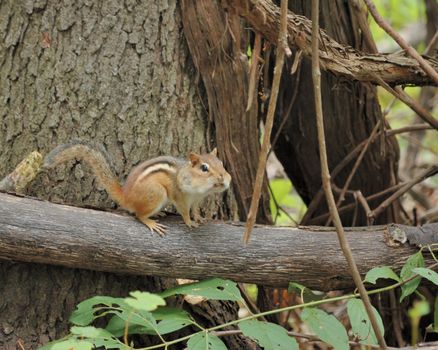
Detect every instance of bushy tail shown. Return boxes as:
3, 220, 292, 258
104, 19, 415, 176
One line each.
43, 140, 125, 207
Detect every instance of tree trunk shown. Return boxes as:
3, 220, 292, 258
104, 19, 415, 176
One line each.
180, 0, 272, 223
0, 0, 247, 348
272, 1, 400, 226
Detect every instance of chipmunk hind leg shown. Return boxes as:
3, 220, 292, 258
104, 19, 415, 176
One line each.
138, 217, 167, 236
131, 184, 168, 236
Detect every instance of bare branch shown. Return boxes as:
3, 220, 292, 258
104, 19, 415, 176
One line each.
369, 165, 438, 223
326, 121, 382, 225
364, 0, 438, 85
376, 76, 438, 130
246, 33, 262, 112
224, 0, 438, 86
243, 0, 288, 243
310, 0, 387, 347
386, 124, 433, 136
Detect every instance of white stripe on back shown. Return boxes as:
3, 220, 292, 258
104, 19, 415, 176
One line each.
135, 163, 177, 186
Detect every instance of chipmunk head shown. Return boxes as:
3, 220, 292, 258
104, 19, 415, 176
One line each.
178, 148, 231, 196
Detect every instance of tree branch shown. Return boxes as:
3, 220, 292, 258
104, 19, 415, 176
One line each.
310, 0, 387, 347
0, 192, 436, 291
223, 0, 438, 86
243, 0, 289, 243
369, 165, 438, 223
364, 0, 438, 85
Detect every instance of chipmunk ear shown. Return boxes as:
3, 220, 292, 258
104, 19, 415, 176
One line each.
210, 147, 218, 156
188, 152, 200, 165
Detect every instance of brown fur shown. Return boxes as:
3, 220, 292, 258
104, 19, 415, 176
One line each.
44, 142, 231, 235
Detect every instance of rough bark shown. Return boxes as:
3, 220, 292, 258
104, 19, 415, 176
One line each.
264, 1, 400, 225
0, 0, 245, 348
180, 0, 271, 223
404, 0, 438, 176
1, 192, 436, 291
223, 0, 438, 86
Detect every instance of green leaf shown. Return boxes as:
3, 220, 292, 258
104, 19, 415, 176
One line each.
66, 327, 123, 349
288, 282, 324, 303
187, 332, 228, 350
160, 278, 243, 302
125, 291, 165, 311
363, 266, 401, 284
239, 320, 298, 350
90, 339, 123, 349
37, 337, 74, 350
301, 308, 349, 350
412, 268, 438, 285
106, 307, 191, 337
71, 326, 116, 339
400, 252, 425, 302
347, 299, 384, 346
153, 306, 192, 321
156, 318, 193, 335
154, 307, 194, 334
41, 339, 94, 350
114, 309, 158, 333
69, 296, 125, 326
106, 315, 146, 337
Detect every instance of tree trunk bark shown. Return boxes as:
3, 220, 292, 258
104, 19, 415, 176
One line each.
0, 1, 247, 348
180, 0, 272, 223
267, 0, 400, 225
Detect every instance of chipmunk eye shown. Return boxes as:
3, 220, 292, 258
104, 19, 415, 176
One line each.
200, 163, 209, 172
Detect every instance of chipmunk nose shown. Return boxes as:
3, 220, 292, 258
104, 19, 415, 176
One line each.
223, 174, 231, 189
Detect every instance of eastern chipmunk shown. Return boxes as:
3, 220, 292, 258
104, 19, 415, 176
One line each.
43, 140, 231, 235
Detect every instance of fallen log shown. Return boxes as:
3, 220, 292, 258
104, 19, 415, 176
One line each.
0, 192, 435, 290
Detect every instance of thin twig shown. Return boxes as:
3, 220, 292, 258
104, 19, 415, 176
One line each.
237, 283, 266, 321
326, 121, 381, 225
369, 165, 438, 223
424, 30, 438, 55
376, 76, 438, 129
382, 96, 397, 117
301, 129, 381, 224
16, 340, 26, 350
349, 0, 379, 53
212, 328, 386, 348
389, 289, 406, 347
354, 191, 373, 226
308, 182, 405, 225
386, 124, 432, 136
302, 121, 434, 224
310, 0, 387, 348
268, 183, 298, 225
270, 57, 302, 152
400, 133, 438, 155
124, 313, 133, 347
364, 0, 438, 85
243, 0, 289, 244
246, 33, 262, 112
